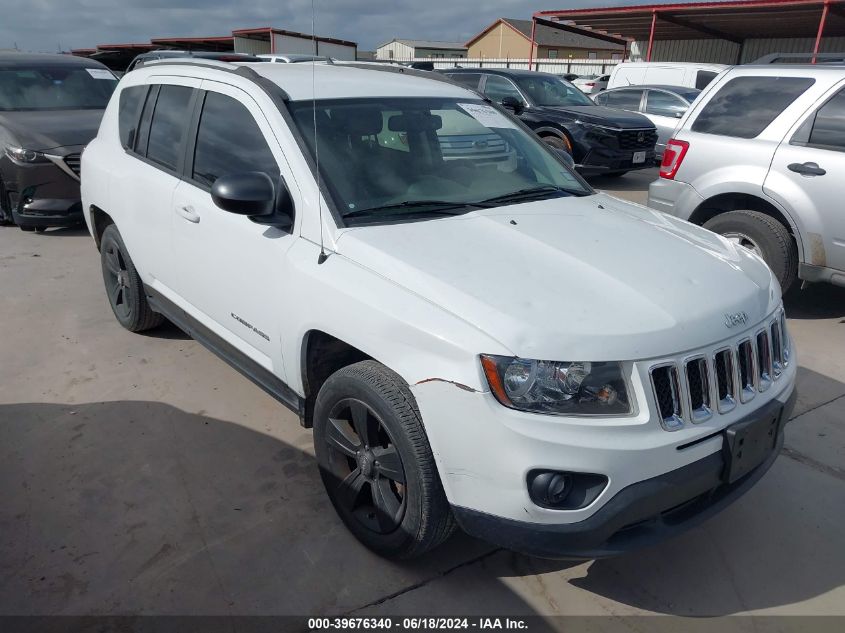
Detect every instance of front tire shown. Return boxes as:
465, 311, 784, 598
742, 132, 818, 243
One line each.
313, 360, 455, 559
100, 224, 164, 332
704, 210, 798, 292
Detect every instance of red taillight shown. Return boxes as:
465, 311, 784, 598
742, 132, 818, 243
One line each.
659, 139, 690, 180
585, 82, 595, 87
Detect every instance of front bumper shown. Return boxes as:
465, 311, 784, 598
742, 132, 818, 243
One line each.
1, 150, 84, 228
577, 146, 656, 176
453, 387, 796, 559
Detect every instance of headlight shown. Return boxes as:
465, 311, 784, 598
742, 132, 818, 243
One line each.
4, 146, 49, 163
480, 355, 632, 415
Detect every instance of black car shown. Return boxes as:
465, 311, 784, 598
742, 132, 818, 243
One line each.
0, 53, 118, 230
439, 68, 658, 177
125, 50, 264, 73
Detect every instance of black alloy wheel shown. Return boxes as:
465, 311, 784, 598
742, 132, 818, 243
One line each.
322, 398, 407, 534
102, 237, 134, 323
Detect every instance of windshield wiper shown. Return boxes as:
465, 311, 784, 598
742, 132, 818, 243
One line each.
479, 184, 578, 204
344, 199, 492, 219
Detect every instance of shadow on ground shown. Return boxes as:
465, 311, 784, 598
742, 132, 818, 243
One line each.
2, 392, 843, 618
785, 282, 845, 321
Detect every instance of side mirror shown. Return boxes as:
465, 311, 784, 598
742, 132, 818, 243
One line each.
551, 147, 575, 169
211, 172, 294, 230
211, 172, 276, 217
501, 96, 524, 114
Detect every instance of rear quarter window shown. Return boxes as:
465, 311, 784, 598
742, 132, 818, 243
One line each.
691, 76, 815, 139
118, 85, 149, 149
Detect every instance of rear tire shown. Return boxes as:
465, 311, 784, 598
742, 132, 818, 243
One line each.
704, 210, 798, 292
0, 179, 14, 226
313, 360, 455, 559
100, 224, 164, 332
19, 225, 35, 232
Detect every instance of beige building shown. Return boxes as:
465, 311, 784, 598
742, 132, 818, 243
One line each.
466, 18, 626, 60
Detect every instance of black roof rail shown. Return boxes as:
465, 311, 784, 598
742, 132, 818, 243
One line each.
752, 52, 845, 64
135, 58, 291, 101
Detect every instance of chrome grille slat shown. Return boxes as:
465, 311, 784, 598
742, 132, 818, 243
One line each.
713, 348, 737, 414
756, 329, 772, 392
684, 356, 712, 423
650, 364, 684, 431
648, 312, 790, 430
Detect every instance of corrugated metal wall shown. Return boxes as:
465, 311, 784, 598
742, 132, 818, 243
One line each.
234, 36, 270, 55
740, 36, 845, 62
629, 36, 845, 64
629, 39, 740, 63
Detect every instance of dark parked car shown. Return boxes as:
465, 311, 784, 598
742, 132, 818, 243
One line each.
0, 53, 118, 230
125, 51, 264, 73
440, 68, 657, 177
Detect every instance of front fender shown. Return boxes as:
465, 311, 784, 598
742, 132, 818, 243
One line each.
280, 238, 509, 397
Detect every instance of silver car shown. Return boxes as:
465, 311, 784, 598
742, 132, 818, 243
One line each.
594, 85, 701, 158
648, 63, 845, 292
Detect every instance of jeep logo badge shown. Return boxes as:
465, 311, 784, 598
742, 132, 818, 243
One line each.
724, 311, 749, 328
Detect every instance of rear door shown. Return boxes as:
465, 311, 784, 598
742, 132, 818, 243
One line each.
112, 78, 200, 290
765, 81, 845, 274
595, 88, 644, 113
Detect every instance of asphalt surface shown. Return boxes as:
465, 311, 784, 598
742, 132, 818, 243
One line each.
1, 167, 844, 627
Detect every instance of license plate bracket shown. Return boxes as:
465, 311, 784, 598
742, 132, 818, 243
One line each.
722, 412, 781, 483
632, 151, 646, 164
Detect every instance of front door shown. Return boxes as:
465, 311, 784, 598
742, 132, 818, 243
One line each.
169, 80, 300, 377
765, 82, 845, 274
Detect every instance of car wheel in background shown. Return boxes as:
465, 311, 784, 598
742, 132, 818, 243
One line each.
19, 225, 35, 232
0, 179, 14, 226
313, 360, 455, 559
542, 134, 573, 155
603, 171, 629, 178
35, 226, 47, 233
99, 224, 164, 332
704, 210, 798, 292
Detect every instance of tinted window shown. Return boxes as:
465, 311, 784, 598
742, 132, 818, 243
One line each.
0, 65, 116, 111
515, 74, 594, 107
691, 76, 814, 139
146, 85, 194, 170
645, 91, 687, 117
482, 75, 524, 104
192, 92, 277, 187
134, 85, 158, 155
696, 71, 718, 90
602, 89, 643, 111
118, 85, 149, 149
809, 88, 845, 150
446, 73, 481, 89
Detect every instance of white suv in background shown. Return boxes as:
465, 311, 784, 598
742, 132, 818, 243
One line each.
81, 59, 796, 559
649, 63, 845, 291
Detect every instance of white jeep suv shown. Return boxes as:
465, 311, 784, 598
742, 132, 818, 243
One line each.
81, 59, 797, 559
648, 62, 845, 291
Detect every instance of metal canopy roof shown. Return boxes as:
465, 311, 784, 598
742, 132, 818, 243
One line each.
149, 36, 235, 52
536, 0, 845, 42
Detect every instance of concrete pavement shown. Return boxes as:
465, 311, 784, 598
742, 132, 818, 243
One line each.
1, 178, 843, 624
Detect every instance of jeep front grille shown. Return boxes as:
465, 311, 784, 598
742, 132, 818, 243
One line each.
648, 310, 788, 430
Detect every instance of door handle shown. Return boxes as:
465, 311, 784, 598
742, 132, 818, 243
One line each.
788, 162, 826, 176
176, 205, 200, 223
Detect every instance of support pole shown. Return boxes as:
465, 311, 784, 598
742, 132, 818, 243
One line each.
528, 17, 537, 70
812, 0, 830, 64
646, 10, 657, 61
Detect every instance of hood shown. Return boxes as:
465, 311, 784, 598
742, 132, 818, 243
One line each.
534, 104, 653, 129
0, 109, 105, 151
335, 193, 779, 361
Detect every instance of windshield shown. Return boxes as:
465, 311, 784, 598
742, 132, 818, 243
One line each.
290, 97, 591, 225
0, 65, 117, 111
515, 75, 595, 107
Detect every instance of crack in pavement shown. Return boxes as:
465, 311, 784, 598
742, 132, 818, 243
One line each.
344, 548, 502, 614
781, 392, 845, 481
